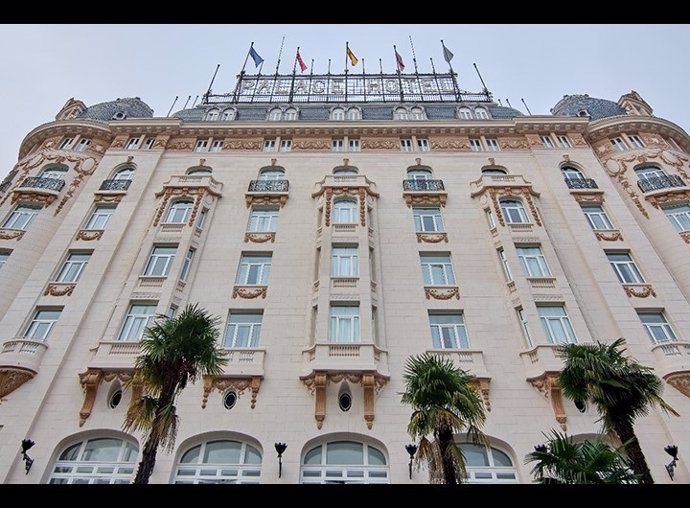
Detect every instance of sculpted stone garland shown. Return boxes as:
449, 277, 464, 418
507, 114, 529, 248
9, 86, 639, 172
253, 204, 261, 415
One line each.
201, 375, 262, 409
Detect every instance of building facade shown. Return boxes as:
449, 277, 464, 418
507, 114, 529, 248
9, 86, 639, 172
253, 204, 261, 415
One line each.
0, 70, 689, 483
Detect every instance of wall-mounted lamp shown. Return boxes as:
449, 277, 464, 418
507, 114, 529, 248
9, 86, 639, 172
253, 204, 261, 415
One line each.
20, 439, 35, 474
405, 443, 418, 480
275, 442, 287, 478
665, 445, 679, 480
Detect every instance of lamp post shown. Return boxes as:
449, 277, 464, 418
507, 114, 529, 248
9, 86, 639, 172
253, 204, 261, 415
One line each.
665, 445, 679, 481
275, 442, 287, 478
405, 443, 418, 480
20, 439, 35, 474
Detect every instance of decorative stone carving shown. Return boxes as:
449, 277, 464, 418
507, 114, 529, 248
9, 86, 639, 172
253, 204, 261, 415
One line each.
416, 232, 448, 243
167, 138, 196, 151
43, 283, 76, 297
403, 193, 447, 208
201, 375, 262, 409
322, 187, 369, 227
473, 378, 491, 412
595, 230, 623, 242
424, 286, 460, 300
11, 190, 57, 208
572, 192, 604, 204
245, 194, 289, 208
485, 187, 542, 227
232, 286, 267, 299
500, 138, 530, 150
361, 137, 398, 150
78, 368, 103, 426
0, 229, 25, 240
293, 138, 331, 150
76, 229, 104, 241
623, 284, 657, 298
226, 138, 263, 150
429, 137, 470, 151
569, 133, 587, 146
528, 372, 567, 431
152, 135, 170, 149
665, 373, 690, 398
110, 136, 128, 149
244, 232, 276, 243
0, 368, 34, 399
645, 189, 690, 210
94, 194, 124, 204
153, 187, 210, 227
525, 134, 543, 147
680, 232, 690, 244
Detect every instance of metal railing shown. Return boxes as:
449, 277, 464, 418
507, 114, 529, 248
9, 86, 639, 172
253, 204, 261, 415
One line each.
637, 174, 686, 193
19, 177, 65, 192
565, 177, 598, 190
248, 179, 289, 192
99, 179, 132, 191
403, 179, 445, 191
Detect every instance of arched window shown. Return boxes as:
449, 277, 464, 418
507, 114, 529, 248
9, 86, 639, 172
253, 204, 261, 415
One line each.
259, 168, 285, 181
268, 108, 282, 121
40, 164, 68, 180
331, 108, 345, 121
187, 166, 212, 176
164, 199, 194, 224
561, 166, 585, 181
500, 199, 529, 224
205, 109, 219, 121
333, 199, 357, 224
283, 108, 298, 121
113, 167, 135, 180
635, 165, 666, 183
458, 443, 518, 483
174, 439, 262, 484
407, 168, 433, 181
410, 107, 425, 120
334, 166, 358, 175
301, 441, 389, 484
346, 108, 361, 120
481, 167, 507, 175
458, 108, 472, 119
221, 109, 236, 121
48, 437, 138, 484
474, 108, 489, 119
393, 107, 409, 120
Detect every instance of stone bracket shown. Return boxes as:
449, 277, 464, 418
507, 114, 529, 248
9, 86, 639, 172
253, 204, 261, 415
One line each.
665, 372, 690, 398
473, 377, 491, 412
528, 372, 567, 430
78, 368, 137, 427
0, 368, 35, 399
201, 375, 262, 409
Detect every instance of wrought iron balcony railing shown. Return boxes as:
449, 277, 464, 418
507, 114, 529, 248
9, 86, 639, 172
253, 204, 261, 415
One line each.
18, 177, 65, 192
638, 174, 686, 193
248, 179, 289, 192
403, 179, 445, 191
99, 179, 132, 191
0, 181, 11, 193
564, 177, 598, 190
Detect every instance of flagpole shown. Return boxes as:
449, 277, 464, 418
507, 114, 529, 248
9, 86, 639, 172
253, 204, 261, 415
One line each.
289, 47, 299, 103
203, 64, 220, 105
269, 35, 285, 104
240, 42, 253, 76
409, 35, 422, 100
362, 58, 367, 102
473, 62, 490, 99
233, 41, 254, 104
345, 42, 349, 103
394, 45, 404, 102
327, 59, 332, 103
379, 58, 385, 103
441, 39, 460, 101
307, 59, 314, 104
430, 57, 444, 102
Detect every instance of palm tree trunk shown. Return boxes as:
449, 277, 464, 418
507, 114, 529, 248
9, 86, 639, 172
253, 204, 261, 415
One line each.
612, 419, 654, 484
438, 424, 457, 485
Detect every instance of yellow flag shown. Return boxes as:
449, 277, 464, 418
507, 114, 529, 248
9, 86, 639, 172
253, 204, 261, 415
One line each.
346, 46, 358, 66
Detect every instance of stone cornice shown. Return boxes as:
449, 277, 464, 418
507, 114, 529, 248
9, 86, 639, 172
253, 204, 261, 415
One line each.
19, 120, 115, 159
586, 115, 690, 151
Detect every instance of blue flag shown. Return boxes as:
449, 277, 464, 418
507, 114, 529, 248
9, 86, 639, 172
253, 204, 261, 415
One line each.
249, 47, 264, 68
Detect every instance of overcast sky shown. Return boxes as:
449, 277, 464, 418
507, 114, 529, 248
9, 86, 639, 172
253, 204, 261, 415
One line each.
1, 24, 688, 175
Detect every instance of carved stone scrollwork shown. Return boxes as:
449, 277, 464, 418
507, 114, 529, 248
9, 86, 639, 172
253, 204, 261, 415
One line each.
152, 135, 170, 149
500, 138, 530, 150
245, 194, 289, 208
361, 137, 398, 150
76, 229, 104, 241
0, 368, 34, 399
201, 375, 262, 409
226, 138, 263, 150
362, 373, 375, 429
94, 193, 124, 204
665, 373, 690, 398
0, 229, 25, 240
473, 378, 491, 412
623, 284, 657, 298
528, 372, 567, 431
78, 368, 103, 426
645, 189, 690, 210
232, 286, 268, 299
11, 190, 57, 208
43, 283, 76, 297
595, 230, 623, 242
572, 192, 604, 204
429, 137, 470, 151
681, 232, 690, 244
569, 133, 587, 146
292, 138, 331, 150
403, 193, 447, 208
486, 187, 542, 227
153, 187, 206, 227
416, 232, 448, 243
424, 286, 460, 300
167, 138, 196, 151
244, 232, 276, 243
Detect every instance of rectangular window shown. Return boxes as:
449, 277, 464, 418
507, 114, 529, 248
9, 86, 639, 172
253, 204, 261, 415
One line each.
485, 138, 500, 151
248, 207, 279, 232
538, 305, 577, 344
348, 139, 360, 152
611, 137, 627, 151
400, 139, 413, 152
59, 138, 74, 150
607, 252, 645, 284
516, 246, 551, 277
541, 135, 554, 148
581, 205, 613, 230
210, 140, 224, 152
3, 205, 39, 230
141, 137, 155, 150
485, 208, 496, 229
469, 139, 482, 151
331, 246, 359, 277
429, 313, 469, 349
517, 307, 533, 347
118, 304, 157, 341
263, 139, 276, 152
166, 306, 177, 318
236, 254, 272, 285
628, 134, 645, 148
24, 309, 62, 341
332, 139, 344, 152
85, 205, 115, 230
194, 139, 209, 152
196, 208, 208, 229
329, 305, 360, 343
75, 138, 91, 152
413, 207, 444, 232
498, 248, 513, 282
417, 138, 430, 152
179, 249, 195, 281
224, 311, 263, 347
0, 251, 9, 269
56, 252, 91, 283
663, 205, 690, 232
125, 137, 139, 150
144, 246, 177, 277
279, 139, 292, 152
638, 312, 677, 344
556, 135, 572, 148
420, 254, 456, 286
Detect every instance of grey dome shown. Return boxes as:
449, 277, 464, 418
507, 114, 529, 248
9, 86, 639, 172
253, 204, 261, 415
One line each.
551, 94, 626, 120
172, 106, 206, 121
487, 105, 524, 119
77, 97, 154, 121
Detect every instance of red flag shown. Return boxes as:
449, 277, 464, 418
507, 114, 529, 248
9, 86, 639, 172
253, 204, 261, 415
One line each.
395, 50, 405, 72
297, 50, 308, 73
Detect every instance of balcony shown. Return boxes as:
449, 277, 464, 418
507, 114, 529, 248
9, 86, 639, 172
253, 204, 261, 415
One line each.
428, 349, 491, 410
0, 338, 49, 398
99, 179, 132, 192
651, 342, 690, 397
402, 179, 447, 208
519, 343, 566, 381
637, 174, 686, 193
202, 348, 265, 410
245, 179, 289, 208
12, 177, 66, 207
89, 340, 142, 370
564, 178, 598, 190
18, 176, 65, 192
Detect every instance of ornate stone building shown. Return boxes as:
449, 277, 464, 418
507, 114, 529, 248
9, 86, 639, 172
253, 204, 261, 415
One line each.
0, 70, 689, 483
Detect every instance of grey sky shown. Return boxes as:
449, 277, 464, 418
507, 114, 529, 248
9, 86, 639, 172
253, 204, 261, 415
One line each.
1, 24, 688, 175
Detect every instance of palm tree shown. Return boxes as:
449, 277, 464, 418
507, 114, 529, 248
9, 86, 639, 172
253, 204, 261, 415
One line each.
525, 429, 639, 484
123, 303, 227, 484
558, 337, 678, 484
401, 352, 487, 484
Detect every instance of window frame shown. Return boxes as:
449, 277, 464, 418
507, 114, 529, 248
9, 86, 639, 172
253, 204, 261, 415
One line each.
331, 246, 359, 277
24, 308, 62, 341
248, 207, 279, 233
236, 254, 272, 285
118, 303, 157, 341
538, 305, 577, 345
420, 253, 456, 286
606, 252, 645, 284
500, 199, 530, 224
2, 205, 40, 230
581, 205, 614, 230
638, 312, 677, 344
413, 207, 444, 233
516, 246, 552, 278
55, 252, 91, 283
328, 305, 361, 343
224, 312, 263, 348
429, 313, 469, 349
333, 199, 358, 224
164, 200, 194, 224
